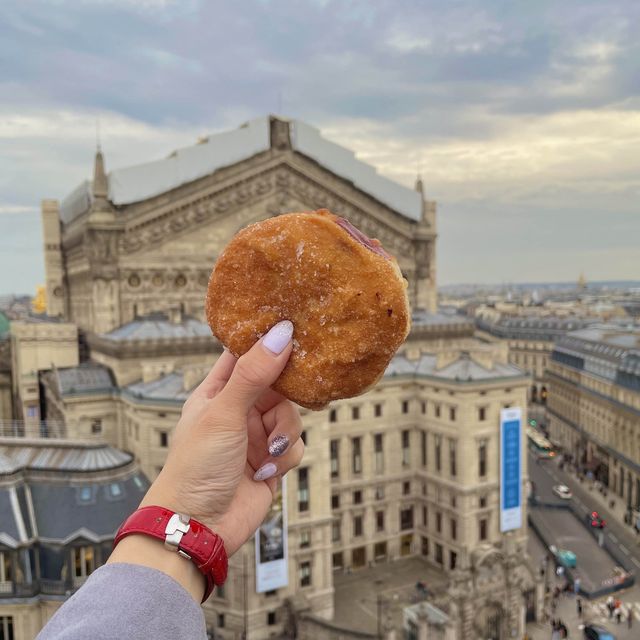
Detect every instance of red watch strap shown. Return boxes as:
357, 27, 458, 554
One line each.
113, 506, 228, 602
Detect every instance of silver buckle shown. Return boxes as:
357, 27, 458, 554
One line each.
165, 512, 191, 559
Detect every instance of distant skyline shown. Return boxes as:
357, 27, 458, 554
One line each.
1, 0, 639, 295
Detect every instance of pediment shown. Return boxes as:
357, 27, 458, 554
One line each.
117, 157, 418, 265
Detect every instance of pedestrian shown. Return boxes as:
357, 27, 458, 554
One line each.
616, 607, 622, 624
607, 595, 614, 618
559, 621, 568, 638
576, 598, 583, 617
629, 608, 633, 629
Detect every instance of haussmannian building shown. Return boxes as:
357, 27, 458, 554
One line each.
0, 116, 541, 640
547, 325, 640, 512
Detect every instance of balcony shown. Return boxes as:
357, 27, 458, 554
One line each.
0, 419, 67, 439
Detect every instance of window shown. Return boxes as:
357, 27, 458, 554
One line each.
352, 437, 362, 474
479, 495, 487, 508
421, 536, 429, 556
450, 551, 457, 570
109, 483, 122, 498
300, 530, 311, 548
267, 611, 277, 626
421, 431, 427, 467
374, 403, 382, 417
402, 430, 410, 466
353, 490, 363, 505
299, 561, 311, 587
479, 518, 488, 541
332, 520, 341, 542
332, 552, 344, 569
376, 510, 385, 532
449, 407, 456, 421
435, 435, 442, 472
436, 512, 442, 533
0, 617, 14, 640
400, 507, 414, 531
78, 486, 92, 503
91, 419, 102, 434
478, 441, 488, 477
402, 400, 409, 414
159, 431, 168, 447
217, 614, 225, 628
450, 494, 457, 508
449, 439, 457, 477
331, 493, 340, 509
451, 519, 457, 540
72, 546, 95, 579
354, 515, 363, 537
403, 481, 411, 495
422, 506, 428, 526
421, 401, 426, 414
435, 543, 443, 565
329, 408, 337, 423
298, 468, 309, 512
0, 552, 12, 583
435, 404, 441, 418
478, 407, 486, 421
375, 485, 385, 500
374, 542, 387, 559
217, 584, 226, 599
330, 439, 339, 478
374, 433, 384, 473
352, 406, 360, 420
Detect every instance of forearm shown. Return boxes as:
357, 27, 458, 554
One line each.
36, 563, 207, 640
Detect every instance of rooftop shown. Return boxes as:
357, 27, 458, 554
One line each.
52, 362, 115, 396
60, 116, 422, 224
0, 438, 132, 475
124, 371, 192, 404
387, 351, 524, 382
102, 312, 213, 342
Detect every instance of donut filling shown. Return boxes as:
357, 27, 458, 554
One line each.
335, 217, 391, 260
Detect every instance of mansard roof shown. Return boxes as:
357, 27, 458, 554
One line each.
59, 116, 422, 224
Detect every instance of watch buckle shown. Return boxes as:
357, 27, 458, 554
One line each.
165, 512, 191, 555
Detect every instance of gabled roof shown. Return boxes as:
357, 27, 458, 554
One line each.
59, 116, 422, 224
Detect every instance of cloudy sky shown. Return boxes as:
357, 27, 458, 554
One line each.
1, 0, 639, 295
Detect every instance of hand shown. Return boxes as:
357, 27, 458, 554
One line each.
139, 320, 304, 556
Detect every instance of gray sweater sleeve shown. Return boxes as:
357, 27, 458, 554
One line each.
36, 563, 207, 640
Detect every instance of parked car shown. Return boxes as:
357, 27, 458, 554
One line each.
553, 484, 573, 499
590, 511, 606, 528
583, 623, 615, 640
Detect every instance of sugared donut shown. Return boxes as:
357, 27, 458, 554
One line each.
205, 209, 410, 409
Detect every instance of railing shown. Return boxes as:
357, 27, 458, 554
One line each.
0, 420, 67, 439
39, 579, 73, 595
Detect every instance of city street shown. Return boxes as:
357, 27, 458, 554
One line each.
526, 450, 640, 638
529, 451, 640, 573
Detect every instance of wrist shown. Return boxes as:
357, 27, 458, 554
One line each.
108, 534, 206, 603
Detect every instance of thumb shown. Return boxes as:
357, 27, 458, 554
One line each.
220, 320, 294, 413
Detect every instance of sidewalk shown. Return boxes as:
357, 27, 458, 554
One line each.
526, 580, 639, 640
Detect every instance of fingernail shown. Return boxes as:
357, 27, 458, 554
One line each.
253, 462, 278, 482
262, 320, 293, 355
269, 435, 289, 457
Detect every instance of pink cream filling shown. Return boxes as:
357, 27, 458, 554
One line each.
335, 217, 392, 260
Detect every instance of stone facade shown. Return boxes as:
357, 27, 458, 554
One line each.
0, 116, 542, 640
547, 325, 640, 512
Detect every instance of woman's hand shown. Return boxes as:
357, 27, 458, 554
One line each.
139, 320, 304, 557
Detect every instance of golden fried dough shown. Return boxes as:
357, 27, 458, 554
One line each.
206, 209, 410, 409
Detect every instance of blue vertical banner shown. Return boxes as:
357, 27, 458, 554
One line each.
500, 407, 522, 532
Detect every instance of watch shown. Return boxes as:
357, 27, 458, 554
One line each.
113, 505, 228, 602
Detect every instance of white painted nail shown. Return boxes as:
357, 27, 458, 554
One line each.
253, 462, 278, 482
